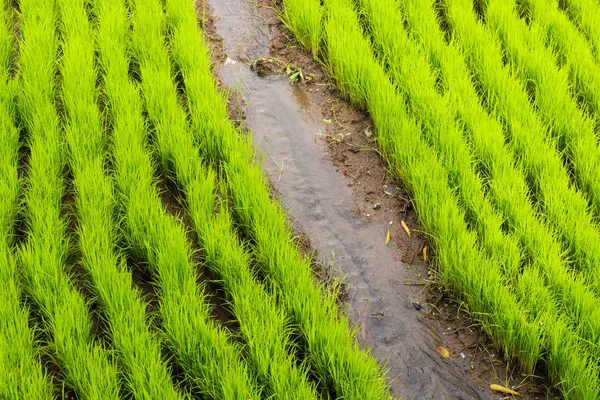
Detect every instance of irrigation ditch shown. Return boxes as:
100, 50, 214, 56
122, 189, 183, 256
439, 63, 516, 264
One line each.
199, 0, 559, 398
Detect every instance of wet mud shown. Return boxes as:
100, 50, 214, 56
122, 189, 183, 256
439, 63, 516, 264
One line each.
202, 0, 558, 398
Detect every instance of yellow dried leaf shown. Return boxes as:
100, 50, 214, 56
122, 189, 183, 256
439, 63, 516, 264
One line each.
489, 384, 521, 397
435, 345, 450, 359
401, 220, 411, 237
385, 229, 391, 245
422, 246, 428, 262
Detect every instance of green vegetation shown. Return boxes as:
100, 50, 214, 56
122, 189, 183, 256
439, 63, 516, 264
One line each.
0, 1, 53, 397
482, 0, 600, 265
133, 0, 317, 397
18, 0, 120, 396
561, 0, 600, 64
58, 0, 181, 397
98, 0, 259, 397
7, 0, 600, 396
517, 0, 600, 118
280, 0, 600, 397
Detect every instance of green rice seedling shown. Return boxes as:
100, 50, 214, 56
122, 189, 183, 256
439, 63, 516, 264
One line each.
169, 2, 392, 399
16, 0, 120, 397
0, 2, 53, 397
355, 0, 523, 282
435, 0, 600, 352
517, 0, 600, 119
560, 0, 600, 65
482, 0, 600, 223
57, 0, 183, 398
280, 0, 322, 57
355, 1, 600, 395
94, 0, 258, 397
136, 0, 318, 397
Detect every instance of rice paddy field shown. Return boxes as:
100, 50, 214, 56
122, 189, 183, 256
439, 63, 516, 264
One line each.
2, 0, 600, 398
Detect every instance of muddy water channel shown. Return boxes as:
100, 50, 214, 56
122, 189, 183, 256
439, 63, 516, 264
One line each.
205, 1, 544, 398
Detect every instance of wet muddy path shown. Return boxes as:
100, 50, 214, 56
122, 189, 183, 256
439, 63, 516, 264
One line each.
203, 1, 555, 398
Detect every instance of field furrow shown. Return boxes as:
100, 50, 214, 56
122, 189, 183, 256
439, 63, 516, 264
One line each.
17, 0, 120, 396
0, 2, 53, 397
95, 0, 259, 397
136, 0, 318, 397
58, 0, 182, 398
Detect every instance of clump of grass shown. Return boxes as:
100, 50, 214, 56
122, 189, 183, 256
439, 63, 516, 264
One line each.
280, 0, 322, 57
170, 1, 391, 398
560, 0, 600, 65
16, 0, 120, 396
95, 0, 259, 397
138, 0, 318, 397
0, 1, 53, 397
57, 0, 183, 397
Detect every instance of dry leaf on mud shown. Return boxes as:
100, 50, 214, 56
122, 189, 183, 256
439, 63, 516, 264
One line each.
401, 220, 411, 237
435, 345, 450, 359
422, 246, 428, 261
489, 384, 521, 397
385, 229, 391, 245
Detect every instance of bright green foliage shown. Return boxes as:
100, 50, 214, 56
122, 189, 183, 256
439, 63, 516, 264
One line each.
328, 0, 546, 371
436, 0, 600, 369
172, 1, 390, 397
355, 0, 600, 397
17, 0, 120, 397
96, 0, 259, 398
356, 0, 523, 282
518, 0, 600, 119
561, 0, 600, 65
0, 2, 53, 397
132, 0, 317, 397
482, 0, 600, 269
58, 0, 182, 397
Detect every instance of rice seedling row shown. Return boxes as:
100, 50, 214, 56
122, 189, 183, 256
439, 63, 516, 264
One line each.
0, 1, 53, 396
131, 0, 318, 396
58, 0, 182, 397
438, 0, 600, 360
17, 0, 120, 396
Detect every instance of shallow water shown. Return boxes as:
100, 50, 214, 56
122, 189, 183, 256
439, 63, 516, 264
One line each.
208, 0, 488, 398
